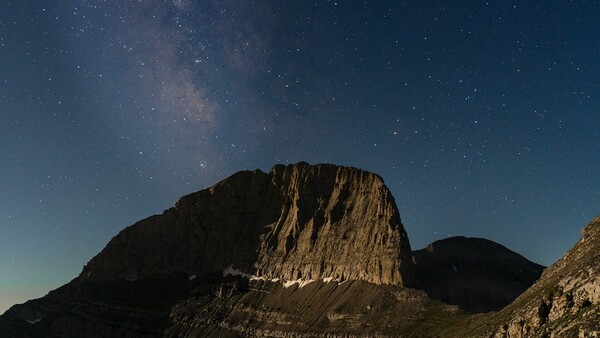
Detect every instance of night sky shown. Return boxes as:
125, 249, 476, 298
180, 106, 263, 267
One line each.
1, 1, 599, 313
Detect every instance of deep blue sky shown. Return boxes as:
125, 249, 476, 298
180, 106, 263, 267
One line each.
1, 0, 598, 313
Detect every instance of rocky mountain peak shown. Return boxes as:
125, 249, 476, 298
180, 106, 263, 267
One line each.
80, 162, 414, 286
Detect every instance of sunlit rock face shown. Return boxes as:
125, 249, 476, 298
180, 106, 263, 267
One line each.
81, 162, 414, 286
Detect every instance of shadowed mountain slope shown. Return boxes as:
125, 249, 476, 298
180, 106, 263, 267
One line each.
412, 236, 545, 313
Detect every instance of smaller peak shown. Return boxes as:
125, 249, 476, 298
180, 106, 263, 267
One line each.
431, 236, 496, 246
423, 236, 517, 256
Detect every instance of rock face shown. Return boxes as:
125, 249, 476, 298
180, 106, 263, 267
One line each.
81, 162, 413, 285
481, 216, 600, 338
412, 236, 545, 313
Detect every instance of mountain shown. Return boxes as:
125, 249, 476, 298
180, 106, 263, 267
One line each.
465, 215, 600, 337
412, 236, 545, 313
79, 162, 413, 286
1, 162, 592, 337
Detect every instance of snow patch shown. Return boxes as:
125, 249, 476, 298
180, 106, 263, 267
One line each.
322, 276, 343, 284
299, 279, 315, 288
223, 265, 265, 281
223, 265, 248, 278
26, 319, 41, 325
222, 265, 330, 288
283, 279, 298, 288
282, 278, 315, 288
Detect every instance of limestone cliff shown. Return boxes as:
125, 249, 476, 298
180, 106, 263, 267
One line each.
81, 162, 413, 286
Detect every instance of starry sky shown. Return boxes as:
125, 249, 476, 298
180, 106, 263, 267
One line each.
1, 0, 599, 313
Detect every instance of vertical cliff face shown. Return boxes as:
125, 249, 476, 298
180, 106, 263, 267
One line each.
81, 162, 413, 286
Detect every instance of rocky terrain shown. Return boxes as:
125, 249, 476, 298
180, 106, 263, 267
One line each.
465, 216, 600, 338
0, 162, 597, 337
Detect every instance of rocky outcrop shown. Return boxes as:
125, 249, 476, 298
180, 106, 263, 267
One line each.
81, 162, 413, 285
412, 236, 544, 312
479, 216, 600, 337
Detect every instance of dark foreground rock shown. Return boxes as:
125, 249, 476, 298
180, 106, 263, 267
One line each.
0, 273, 192, 338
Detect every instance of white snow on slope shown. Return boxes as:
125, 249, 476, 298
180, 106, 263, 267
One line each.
282, 278, 315, 288
222, 265, 344, 288
222, 265, 268, 281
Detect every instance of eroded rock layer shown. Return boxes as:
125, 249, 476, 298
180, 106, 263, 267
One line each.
81, 162, 413, 286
